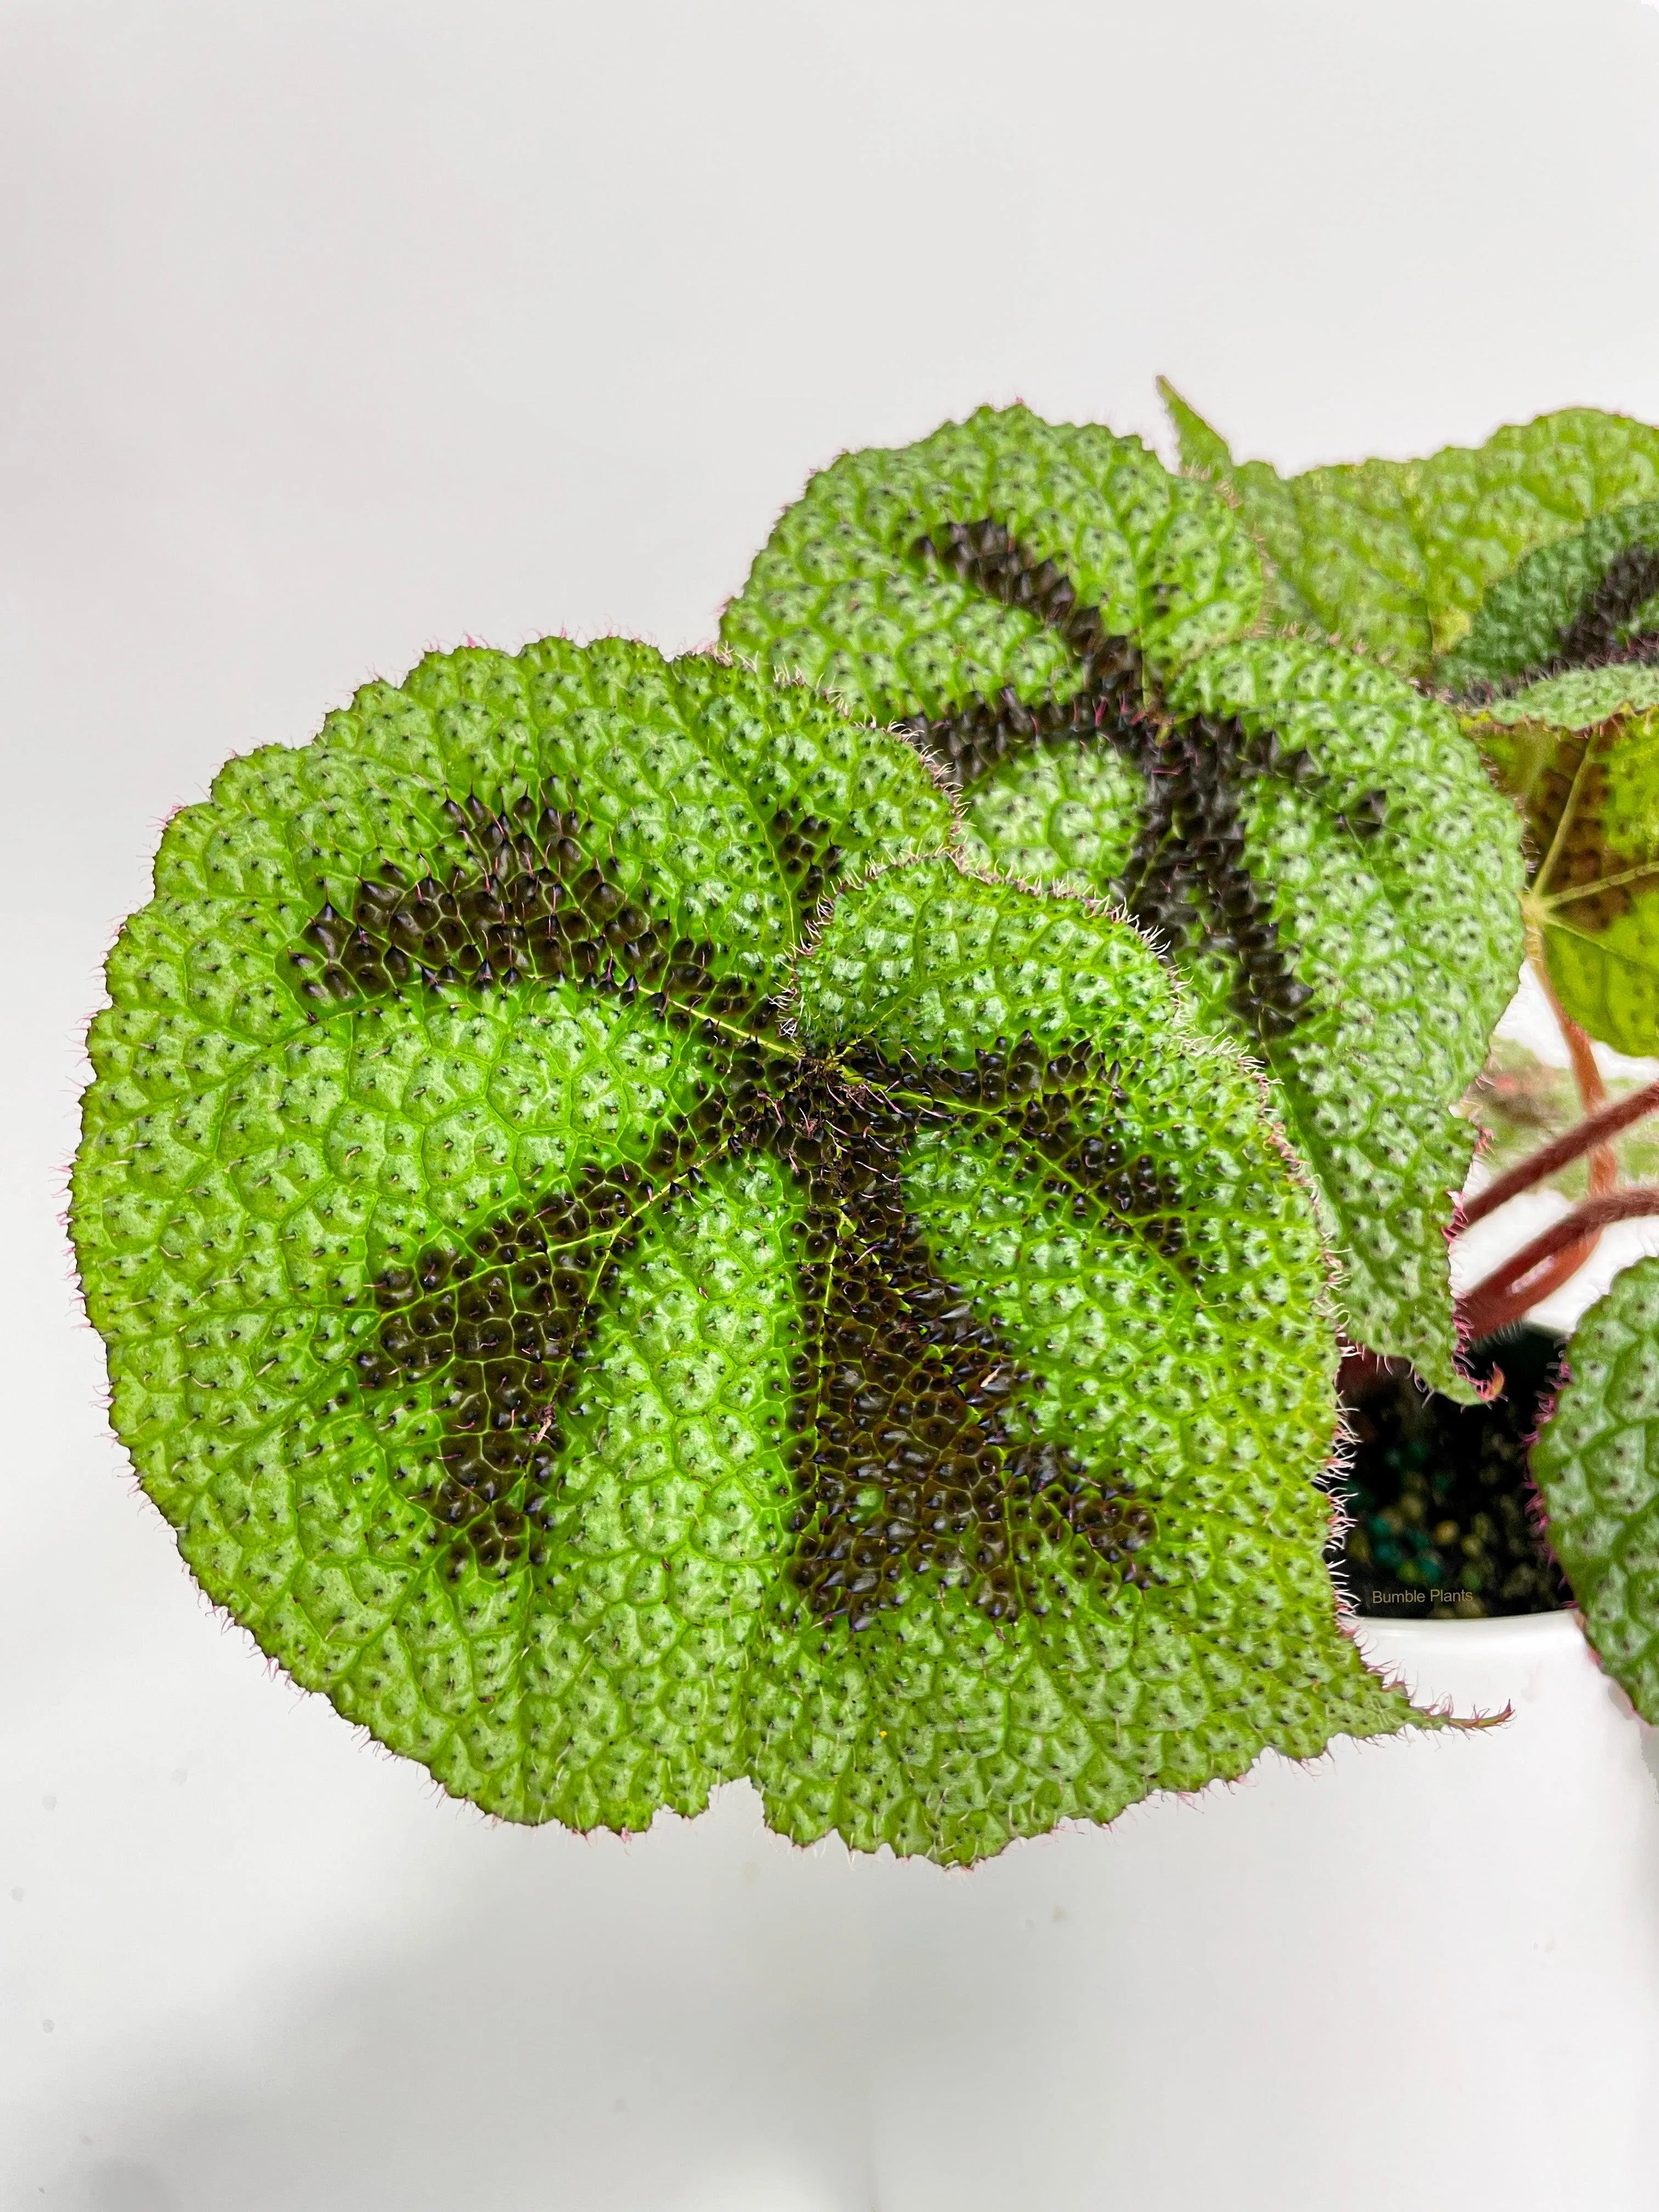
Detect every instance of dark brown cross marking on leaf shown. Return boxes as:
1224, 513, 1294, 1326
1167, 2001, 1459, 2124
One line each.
290, 792, 1165, 1629
1517, 729, 1640, 933
898, 518, 1391, 1044
1467, 541, 1659, 932
1556, 544, 1659, 674
1454, 539, 1659, 707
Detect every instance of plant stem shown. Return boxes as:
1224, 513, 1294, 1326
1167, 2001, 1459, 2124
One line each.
1458, 940, 1622, 1337
1456, 1188, 1659, 1342
1556, 1006, 1613, 1126
1458, 1241, 1598, 1345
1525, 933, 1612, 1132
1457, 1073, 1659, 1229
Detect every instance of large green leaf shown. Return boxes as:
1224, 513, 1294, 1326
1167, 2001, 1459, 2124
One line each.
1429, 466, 1659, 1052
1532, 1255, 1659, 1719
72, 639, 1413, 1865
1160, 381, 1659, 680
723, 408, 1526, 1395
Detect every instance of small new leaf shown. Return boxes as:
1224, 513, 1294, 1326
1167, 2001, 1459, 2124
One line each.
72, 640, 1414, 1865
1532, 1254, 1659, 1719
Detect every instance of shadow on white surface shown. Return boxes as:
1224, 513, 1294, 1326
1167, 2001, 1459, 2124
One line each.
859, 1618, 1659, 2212
16, 1621, 1656, 2212
663, 2152, 870, 2212
16, 1779, 874, 2212
0, 1407, 874, 2208
80, 2169, 171, 2212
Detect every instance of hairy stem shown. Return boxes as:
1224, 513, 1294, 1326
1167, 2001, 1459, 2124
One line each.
1458, 1073, 1659, 1230
1537, 967, 1619, 1306
1462, 943, 1622, 1335
1457, 1188, 1659, 1342
1458, 1242, 1602, 1345
1558, 1008, 1613, 1128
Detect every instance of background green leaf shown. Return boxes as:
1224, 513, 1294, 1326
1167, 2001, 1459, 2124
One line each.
724, 410, 1526, 1395
1436, 499, 1659, 695
1161, 641, 1523, 1390
1466, 703, 1659, 1054
1532, 1254, 1659, 1719
1472, 664, 1659, 730
1161, 382, 1659, 680
723, 402, 1263, 724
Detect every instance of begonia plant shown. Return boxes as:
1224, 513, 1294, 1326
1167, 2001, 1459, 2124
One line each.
71, 388, 1659, 1866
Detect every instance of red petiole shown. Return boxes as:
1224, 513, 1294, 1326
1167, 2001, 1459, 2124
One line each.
1451, 962, 1659, 1348
1456, 1189, 1659, 1342
1457, 1073, 1659, 1230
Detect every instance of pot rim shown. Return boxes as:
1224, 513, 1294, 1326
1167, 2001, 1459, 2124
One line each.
1352, 1607, 1585, 1650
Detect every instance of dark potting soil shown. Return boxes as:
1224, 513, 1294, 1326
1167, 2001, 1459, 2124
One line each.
1333, 1328, 1574, 1619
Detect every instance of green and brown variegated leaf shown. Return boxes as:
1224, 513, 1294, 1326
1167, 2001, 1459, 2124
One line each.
71, 638, 1414, 1866
1437, 499, 1659, 698
1421, 470, 1659, 1052
1161, 382, 1659, 681
723, 407, 1525, 1395
1464, 701, 1659, 1056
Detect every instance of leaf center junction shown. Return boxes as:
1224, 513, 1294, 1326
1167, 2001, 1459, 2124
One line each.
290, 791, 1161, 1629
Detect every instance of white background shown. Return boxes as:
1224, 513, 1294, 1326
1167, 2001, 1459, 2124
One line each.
8, 3, 1659, 2208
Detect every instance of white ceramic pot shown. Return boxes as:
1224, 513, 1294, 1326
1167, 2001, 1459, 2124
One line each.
855, 1614, 1659, 2212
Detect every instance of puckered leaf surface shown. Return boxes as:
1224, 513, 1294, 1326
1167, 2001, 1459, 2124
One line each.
1426, 456, 1659, 1052
1532, 1255, 1659, 1720
1475, 665, 1659, 731
1465, 702, 1659, 1055
723, 403, 1263, 718
723, 408, 1525, 1394
1161, 382, 1659, 681
1437, 499, 1659, 696
73, 638, 1414, 1865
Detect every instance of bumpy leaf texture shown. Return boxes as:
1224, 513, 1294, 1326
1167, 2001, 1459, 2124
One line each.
1532, 1255, 1659, 1720
1465, 703, 1659, 1056
1444, 495, 1659, 1053
1437, 499, 1659, 698
1472, 665, 1659, 732
1161, 382, 1659, 681
721, 407, 1523, 1395
72, 640, 1414, 1864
